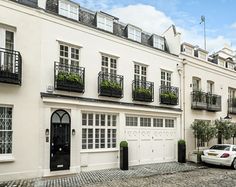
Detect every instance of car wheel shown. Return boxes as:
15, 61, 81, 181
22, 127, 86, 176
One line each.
232, 159, 236, 169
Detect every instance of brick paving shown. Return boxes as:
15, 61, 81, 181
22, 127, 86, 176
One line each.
0, 162, 202, 187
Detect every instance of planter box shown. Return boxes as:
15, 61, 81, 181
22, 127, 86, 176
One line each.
178, 144, 186, 163
56, 80, 84, 93
188, 152, 202, 163
160, 96, 178, 105
207, 104, 221, 112
120, 147, 128, 170
100, 86, 122, 98
0, 70, 20, 84
133, 92, 153, 102
191, 101, 207, 110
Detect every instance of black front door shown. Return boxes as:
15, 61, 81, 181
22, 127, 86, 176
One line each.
50, 110, 71, 171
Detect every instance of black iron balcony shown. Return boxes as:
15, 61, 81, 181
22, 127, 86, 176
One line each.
207, 94, 221, 112
54, 62, 85, 93
132, 80, 154, 102
159, 85, 179, 105
98, 72, 123, 98
229, 98, 236, 114
0, 48, 22, 85
191, 91, 207, 110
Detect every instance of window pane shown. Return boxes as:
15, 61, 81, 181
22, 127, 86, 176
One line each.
82, 113, 87, 126
153, 118, 163, 127
101, 114, 105, 126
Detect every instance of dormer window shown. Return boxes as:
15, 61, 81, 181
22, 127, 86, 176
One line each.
181, 43, 194, 56
96, 13, 113, 33
127, 25, 141, 43
59, 0, 79, 21
153, 35, 165, 50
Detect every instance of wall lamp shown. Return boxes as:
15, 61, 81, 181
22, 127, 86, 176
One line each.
45, 129, 49, 136
72, 129, 76, 136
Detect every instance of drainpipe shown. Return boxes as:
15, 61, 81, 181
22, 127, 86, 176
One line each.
182, 59, 187, 140
177, 63, 183, 139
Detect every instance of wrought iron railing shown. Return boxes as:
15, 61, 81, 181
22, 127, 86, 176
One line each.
159, 85, 179, 105
0, 48, 22, 85
54, 62, 85, 93
229, 98, 236, 114
98, 72, 123, 98
191, 91, 207, 110
207, 94, 221, 111
191, 91, 221, 111
132, 80, 154, 102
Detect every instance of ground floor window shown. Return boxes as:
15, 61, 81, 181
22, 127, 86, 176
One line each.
126, 115, 175, 128
0, 107, 12, 154
82, 113, 117, 150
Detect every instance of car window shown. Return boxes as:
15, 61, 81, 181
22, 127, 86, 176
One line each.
233, 147, 236, 152
210, 145, 230, 151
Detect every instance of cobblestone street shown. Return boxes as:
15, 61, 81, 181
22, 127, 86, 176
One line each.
1, 163, 236, 187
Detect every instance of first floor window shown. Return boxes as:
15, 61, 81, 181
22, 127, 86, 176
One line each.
165, 119, 174, 128
0, 107, 12, 154
82, 113, 117, 150
161, 70, 171, 87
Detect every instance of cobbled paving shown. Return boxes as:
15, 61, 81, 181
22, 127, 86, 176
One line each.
0, 162, 200, 187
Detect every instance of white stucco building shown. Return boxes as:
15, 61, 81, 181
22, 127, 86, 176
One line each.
180, 43, 236, 155
0, 0, 183, 180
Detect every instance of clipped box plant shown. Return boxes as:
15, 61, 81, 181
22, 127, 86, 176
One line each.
100, 79, 122, 98
178, 139, 186, 163
120, 141, 128, 170
160, 91, 178, 105
133, 87, 152, 102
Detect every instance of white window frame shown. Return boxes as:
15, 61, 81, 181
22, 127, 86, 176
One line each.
134, 63, 147, 82
0, 106, 14, 161
81, 113, 117, 151
165, 119, 175, 128
101, 54, 117, 75
207, 81, 214, 94
59, 0, 79, 21
192, 77, 201, 91
59, 43, 80, 67
96, 13, 113, 33
161, 70, 172, 87
127, 25, 141, 43
125, 116, 138, 127
153, 35, 165, 50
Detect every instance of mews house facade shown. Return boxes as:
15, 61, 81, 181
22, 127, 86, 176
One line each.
0, 0, 182, 180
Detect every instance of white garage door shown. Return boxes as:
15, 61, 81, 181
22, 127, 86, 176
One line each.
124, 117, 177, 165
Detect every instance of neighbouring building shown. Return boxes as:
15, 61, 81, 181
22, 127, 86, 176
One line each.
180, 43, 236, 156
0, 0, 183, 180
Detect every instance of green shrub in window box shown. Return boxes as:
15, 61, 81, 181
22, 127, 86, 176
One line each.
133, 87, 152, 102
100, 80, 122, 97
160, 91, 178, 105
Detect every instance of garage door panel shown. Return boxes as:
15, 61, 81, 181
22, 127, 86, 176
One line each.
164, 139, 176, 161
128, 140, 140, 165
152, 139, 165, 162
140, 139, 153, 164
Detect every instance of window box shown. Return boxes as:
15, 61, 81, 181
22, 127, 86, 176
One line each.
191, 91, 207, 110
132, 80, 154, 102
98, 72, 123, 98
54, 62, 85, 93
160, 86, 179, 105
0, 48, 22, 85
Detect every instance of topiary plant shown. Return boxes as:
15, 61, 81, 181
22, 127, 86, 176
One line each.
178, 139, 186, 145
120, 141, 128, 148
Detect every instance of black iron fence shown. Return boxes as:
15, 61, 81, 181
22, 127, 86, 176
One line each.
0, 48, 22, 85
132, 80, 154, 102
98, 72, 123, 98
54, 62, 85, 93
159, 85, 179, 105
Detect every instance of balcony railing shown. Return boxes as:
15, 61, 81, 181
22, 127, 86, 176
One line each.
191, 91, 221, 111
229, 98, 236, 114
54, 62, 85, 93
132, 80, 154, 102
207, 94, 221, 112
159, 85, 179, 105
98, 72, 123, 98
191, 91, 207, 110
0, 48, 22, 85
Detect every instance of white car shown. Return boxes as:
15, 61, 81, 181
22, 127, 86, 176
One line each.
201, 144, 236, 169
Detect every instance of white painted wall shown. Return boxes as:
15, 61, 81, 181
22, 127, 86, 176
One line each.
0, 0, 182, 181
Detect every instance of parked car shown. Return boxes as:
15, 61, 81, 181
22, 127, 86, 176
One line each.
201, 144, 236, 169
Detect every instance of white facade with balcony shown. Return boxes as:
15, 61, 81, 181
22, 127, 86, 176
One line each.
0, 0, 183, 181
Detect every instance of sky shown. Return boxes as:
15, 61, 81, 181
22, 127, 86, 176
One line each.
75, 0, 236, 53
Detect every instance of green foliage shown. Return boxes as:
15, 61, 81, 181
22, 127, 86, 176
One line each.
210, 95, 217, 105
191, 120, 215, 150
120, 141, 128, 148
134, 87, 152, 97
230, 123, 236, 138
178, 139, 186, 145
100, 80, 122, 91
193, 90, 204, 102
57, 71, 83, 85
160, 91, 177, 100
214, 119, 232, 141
